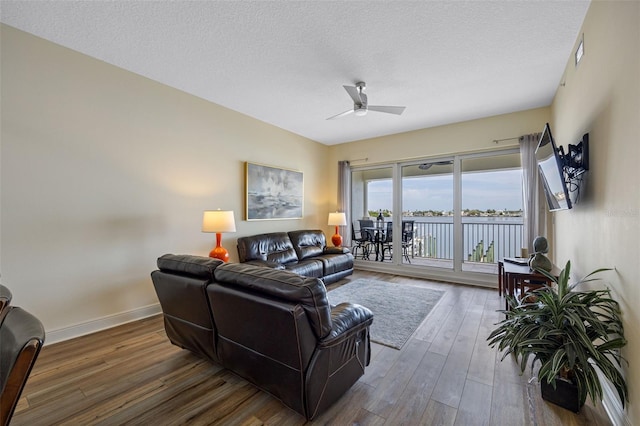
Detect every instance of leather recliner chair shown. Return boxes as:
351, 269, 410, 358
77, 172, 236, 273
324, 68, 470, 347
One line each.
151, 255, 373, 420
151, 254, 223, 362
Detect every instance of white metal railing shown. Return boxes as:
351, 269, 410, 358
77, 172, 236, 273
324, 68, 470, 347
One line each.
410, 219, 524, 263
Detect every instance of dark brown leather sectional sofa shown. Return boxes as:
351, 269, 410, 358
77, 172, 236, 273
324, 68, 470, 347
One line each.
151, 254, 373, 420
236, 229, 354, 284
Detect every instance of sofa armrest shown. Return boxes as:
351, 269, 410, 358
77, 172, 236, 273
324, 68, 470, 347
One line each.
319, 303, 373, 347
306, 302, 373, 418
242, 259, 286, 270
323, 246, 351, 255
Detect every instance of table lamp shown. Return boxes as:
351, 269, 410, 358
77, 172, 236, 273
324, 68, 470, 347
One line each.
202, 210, 236, 262
328, 212, 347, 247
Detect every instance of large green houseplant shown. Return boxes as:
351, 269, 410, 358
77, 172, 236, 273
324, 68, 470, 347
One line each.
488, 260, 628, 411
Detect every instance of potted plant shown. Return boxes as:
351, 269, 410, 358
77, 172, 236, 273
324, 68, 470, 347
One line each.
488, 260, 628, 412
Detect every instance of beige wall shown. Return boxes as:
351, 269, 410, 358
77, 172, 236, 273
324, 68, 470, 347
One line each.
551, 1, 639, 424
0, 25, 331, 340
328, 107, 550, 168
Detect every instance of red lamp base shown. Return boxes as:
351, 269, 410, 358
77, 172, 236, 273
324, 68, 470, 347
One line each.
331, 226, 343, 247
209, 246, 230, 262
209, 233, 230, 262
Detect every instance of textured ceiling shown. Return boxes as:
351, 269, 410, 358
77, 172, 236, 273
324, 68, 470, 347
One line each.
0, 1, 590, 145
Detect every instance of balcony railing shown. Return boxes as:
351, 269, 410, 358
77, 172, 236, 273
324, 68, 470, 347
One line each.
409, 218, 524, 263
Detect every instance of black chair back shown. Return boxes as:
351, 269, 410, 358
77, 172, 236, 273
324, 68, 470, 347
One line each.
401, 221, 415, 263
382, 221, 393, 243
358, 219, 373, 227
0, 307, 45, 426
402, 221, 415, 243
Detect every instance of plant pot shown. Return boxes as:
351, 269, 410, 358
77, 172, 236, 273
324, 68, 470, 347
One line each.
540, 377, 582, 413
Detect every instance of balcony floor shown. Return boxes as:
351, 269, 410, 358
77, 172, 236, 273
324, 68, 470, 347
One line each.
356, 255, 499, 275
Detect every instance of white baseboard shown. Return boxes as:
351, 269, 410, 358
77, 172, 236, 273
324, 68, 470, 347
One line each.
600, 370, 630, 426
45, 303, 162, 345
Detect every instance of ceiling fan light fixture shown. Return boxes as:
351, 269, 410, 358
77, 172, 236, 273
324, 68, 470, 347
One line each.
354, 107, 367, 117
327, 82, 404, 120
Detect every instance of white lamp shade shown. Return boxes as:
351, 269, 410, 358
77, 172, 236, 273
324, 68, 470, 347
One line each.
202, 210, 236, 233
328, 212, 347, 226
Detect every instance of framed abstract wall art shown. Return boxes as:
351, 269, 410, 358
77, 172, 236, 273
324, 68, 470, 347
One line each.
245, 162, 303, 220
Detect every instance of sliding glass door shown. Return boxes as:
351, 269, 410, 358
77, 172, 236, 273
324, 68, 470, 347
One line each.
400, 160, 454, 268
350, 148, 522, 278
460, 151, 523, 273
351, 166, 394, 261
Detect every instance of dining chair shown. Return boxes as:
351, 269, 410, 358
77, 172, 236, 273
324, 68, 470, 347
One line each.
381, 221, 394, 261
401, 221, 415, 263
358, 219, 374, 233
351, 224, 370, 260
0, 306, 45, 426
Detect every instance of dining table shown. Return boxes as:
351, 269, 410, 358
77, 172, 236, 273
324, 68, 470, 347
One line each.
362, 224, 389, 261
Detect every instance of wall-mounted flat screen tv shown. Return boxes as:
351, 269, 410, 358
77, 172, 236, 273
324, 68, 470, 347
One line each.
535, 123, 572, 211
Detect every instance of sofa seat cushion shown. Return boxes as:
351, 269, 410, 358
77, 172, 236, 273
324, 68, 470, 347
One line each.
284, 259, 324, 279
316, 253, 354, 276
214, 263, 332, 339
157, 254, 223, 280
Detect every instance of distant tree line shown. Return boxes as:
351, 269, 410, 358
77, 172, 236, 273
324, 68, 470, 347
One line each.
367, 209, 523, 217
368, 209, 392, 218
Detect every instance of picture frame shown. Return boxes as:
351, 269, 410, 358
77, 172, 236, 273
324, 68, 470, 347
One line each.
245, 162, 303, 220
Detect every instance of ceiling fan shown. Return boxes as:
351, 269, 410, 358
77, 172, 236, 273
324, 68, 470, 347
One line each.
327, 82, 406, 120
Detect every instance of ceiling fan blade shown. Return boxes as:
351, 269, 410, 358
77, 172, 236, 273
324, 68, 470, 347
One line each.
368, 105, 406, 115
343, 85, 362, 105
326, 109, 354, 120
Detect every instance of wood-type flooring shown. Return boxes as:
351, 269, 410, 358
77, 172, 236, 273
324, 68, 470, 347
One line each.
11, 270, 611, 425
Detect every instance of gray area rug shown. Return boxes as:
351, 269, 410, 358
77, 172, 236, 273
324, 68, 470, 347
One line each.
327, 279, 444, 350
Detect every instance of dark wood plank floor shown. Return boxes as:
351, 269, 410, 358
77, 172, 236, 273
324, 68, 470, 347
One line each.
12, 270, 612, 425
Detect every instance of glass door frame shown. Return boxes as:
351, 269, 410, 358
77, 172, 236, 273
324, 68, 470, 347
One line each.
352, 147, 521, 285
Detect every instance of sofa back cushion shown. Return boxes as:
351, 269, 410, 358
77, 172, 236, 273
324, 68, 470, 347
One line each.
289, 230, 326, 260
237, 232, 299, 264
214, 263, 332, 339
157, 253, 223, 279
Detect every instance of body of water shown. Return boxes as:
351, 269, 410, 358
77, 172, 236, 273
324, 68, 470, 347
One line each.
401, 216, 524, 261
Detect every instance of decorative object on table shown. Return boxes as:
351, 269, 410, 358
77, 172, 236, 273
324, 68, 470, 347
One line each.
202, 210, 236, 262
376, 210, 384, 229
528, 235, 552, 272
487, 260, 628, 412
245, 162, 303, 220
328, 278, 444, 349
328, 212, 347, 247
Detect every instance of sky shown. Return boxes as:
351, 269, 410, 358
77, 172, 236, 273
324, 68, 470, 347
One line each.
368, 169, 524, 212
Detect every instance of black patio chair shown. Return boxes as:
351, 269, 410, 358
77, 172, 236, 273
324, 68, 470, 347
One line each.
401, 220, 415, 263
351, 224, 371, 260
380, 221, 394, 261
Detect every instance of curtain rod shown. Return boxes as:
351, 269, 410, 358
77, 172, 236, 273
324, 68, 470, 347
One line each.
349, 157, 368, 163
492, 136, 520, 144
